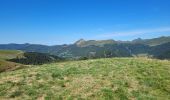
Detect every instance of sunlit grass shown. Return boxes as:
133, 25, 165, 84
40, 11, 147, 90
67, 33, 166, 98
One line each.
0, 58, 170, 99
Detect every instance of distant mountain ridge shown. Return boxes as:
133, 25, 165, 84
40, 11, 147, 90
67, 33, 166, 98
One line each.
75, 36, 170, 47
75, 39, 116, 47
131, 36, 170, 46
0, 36, 170, 59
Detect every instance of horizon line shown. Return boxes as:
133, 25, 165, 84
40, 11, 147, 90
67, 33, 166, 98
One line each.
0, 35, 169, 46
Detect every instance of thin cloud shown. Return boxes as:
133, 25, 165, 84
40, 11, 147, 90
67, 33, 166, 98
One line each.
98, 27, 170, 38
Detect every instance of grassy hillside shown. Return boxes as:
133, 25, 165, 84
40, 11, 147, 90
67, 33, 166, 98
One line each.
0, 50, 24, 72
0, 60, 24, 72
0, 50, 23, 60
0, 58, 170, 99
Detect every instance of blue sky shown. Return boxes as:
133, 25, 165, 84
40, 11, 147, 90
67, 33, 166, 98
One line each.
0, 0, 170, 45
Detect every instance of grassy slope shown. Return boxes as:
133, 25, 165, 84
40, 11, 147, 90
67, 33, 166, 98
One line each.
0, 50, 23, 60
0, 50, 24, 72
0, 58, 170, 99
0, 60, 23, 72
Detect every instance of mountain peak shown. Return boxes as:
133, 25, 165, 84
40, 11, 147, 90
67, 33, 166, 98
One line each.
132, 38, 143, 42
74, 39, 86, 45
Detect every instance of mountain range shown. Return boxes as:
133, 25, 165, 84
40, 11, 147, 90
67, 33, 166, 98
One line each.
0, 36, 170, 59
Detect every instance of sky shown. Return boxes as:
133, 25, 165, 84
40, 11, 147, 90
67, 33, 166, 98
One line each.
0, 0, 170, 45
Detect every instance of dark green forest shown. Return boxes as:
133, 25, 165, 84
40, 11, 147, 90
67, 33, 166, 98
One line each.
9, 52, 62, 65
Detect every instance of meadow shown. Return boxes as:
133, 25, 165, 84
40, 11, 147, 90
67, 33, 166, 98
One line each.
0, 57, 170, 100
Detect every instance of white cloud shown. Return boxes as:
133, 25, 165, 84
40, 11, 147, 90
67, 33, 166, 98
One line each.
98, 27, 170, 38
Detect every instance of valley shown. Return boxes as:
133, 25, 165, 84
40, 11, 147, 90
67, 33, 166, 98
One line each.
1, 0, 170, 99
0, 36, 170, 59
0, 36, 170, 99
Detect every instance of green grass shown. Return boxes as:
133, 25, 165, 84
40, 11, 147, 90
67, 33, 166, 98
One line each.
0, 50, 23, 60
0, 58, 170, 99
